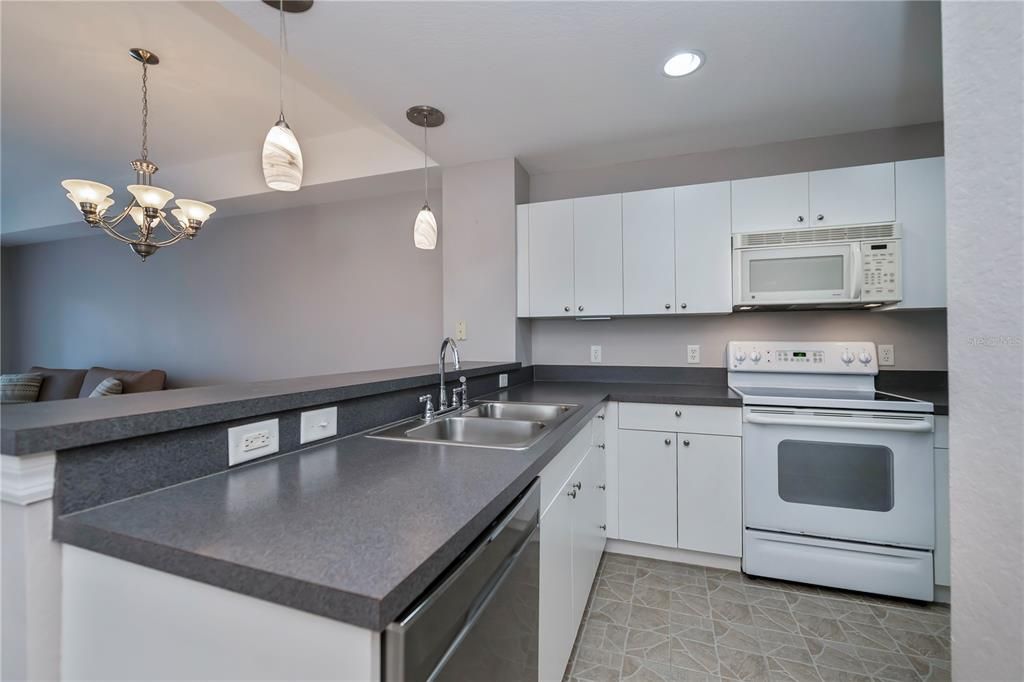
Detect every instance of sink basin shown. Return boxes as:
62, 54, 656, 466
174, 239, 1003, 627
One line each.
461, 401, 575, 422
366, 400, 580, 450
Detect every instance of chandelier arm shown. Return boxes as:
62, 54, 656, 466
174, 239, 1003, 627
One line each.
95, 222, 141, 245
149, 231, 189, 248
156, 214, 186, 238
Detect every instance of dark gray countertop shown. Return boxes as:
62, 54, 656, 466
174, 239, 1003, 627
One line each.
1, 361, 519, 455
54, 381, 741, 631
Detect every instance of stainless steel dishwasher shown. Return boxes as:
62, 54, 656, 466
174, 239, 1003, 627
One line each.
384, 479, 540, 682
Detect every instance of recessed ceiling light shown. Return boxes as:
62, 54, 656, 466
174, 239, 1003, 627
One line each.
663, 51, 704, 77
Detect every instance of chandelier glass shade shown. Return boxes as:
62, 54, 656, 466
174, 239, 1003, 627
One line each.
59, 48, 215, 261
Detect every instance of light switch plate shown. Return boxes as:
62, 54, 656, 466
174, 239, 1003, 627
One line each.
498, 373, 508, 388
455, 320, 467, 341
687, 345, 701, 364
300, 406, 338, 444
228, 419, 279, 466
590, 345, 602, 363
878, 344, 895, 366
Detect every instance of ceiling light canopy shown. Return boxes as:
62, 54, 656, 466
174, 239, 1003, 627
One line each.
663, 50, 705, 78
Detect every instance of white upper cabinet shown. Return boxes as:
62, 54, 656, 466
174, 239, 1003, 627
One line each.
516, 204, 530, 318
675, 181, 732, 314
573, 194, 623, 316
893, 157, 946, 309
809, 162, 895, 227
622, 188, 676, 315
528, 200, 574, 317
731, 172, 809, 233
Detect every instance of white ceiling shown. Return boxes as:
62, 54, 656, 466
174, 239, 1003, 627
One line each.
227, 0, 943, 174
2, 1, 943, 244
0, 1, 426, 243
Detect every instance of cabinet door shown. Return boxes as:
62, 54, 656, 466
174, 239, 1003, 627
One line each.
572, 446, 606, 620
934, 447, 950, 586
810, 162, 895, 227
528, 200, 574, 317
677, 434, 742, 557
516, 204, 530, 317
618, 429, 677, 547
675, 182, 733, 314
573, 194, 623, 316
731, 172, 809, 232
893, 157, 946, 309
539, 480, 575, 682
622, 188, 676, 315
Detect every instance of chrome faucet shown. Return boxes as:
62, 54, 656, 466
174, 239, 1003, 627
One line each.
438, 337, 461, 410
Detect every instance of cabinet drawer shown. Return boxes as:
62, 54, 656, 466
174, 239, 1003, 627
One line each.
619, 403, 741, 436
540, 422, 592, 515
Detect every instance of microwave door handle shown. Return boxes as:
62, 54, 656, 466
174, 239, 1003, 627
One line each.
850, 242, 863, 300
745, 412, 933, 433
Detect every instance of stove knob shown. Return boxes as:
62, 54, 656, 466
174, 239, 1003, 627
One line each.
841, 351, 855, 364
750, 351, 762, 363
859, 352, 872, 365
733, 350, 746, 363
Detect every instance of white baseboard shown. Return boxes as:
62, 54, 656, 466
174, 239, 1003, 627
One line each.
605, 539, 741, 572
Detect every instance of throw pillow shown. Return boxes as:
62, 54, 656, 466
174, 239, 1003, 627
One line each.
88, 377, 123, 398
1, 373, 43, 404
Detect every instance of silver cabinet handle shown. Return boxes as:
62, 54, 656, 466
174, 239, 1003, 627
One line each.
573, 481, 582, 490
817, 214, 825, 221
598, 484, 606, 491
578, 305, 584, 312
564, 306, 570, 312
664, 438, 672, 445
675, 410, 682, 417
597, 414, 605, 420
596, 443, 606, 449
664, 303, 671, 310
680, 303, 687, 309
797, 215, 805, 222
682, 440, 690, 446
567, 489, 577, 499
599, 524, 607, 531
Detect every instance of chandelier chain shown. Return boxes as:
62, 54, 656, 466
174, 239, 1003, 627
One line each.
141, 58, 149, 160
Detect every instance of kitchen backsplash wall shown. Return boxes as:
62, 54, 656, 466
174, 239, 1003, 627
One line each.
530, 310, 948, 370
1, 189, 443, 387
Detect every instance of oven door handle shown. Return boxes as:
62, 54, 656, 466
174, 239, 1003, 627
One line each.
745, 412, 933, 432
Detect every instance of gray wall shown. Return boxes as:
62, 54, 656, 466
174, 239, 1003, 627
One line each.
943, 2, 1024, 679
532, 310, 947, 370
1, 190, 443, 387
525, 123, 949, 370
528, 122, 944, 202
441, 159, 519, 363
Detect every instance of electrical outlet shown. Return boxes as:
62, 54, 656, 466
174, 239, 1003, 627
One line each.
455, 320, 467, 341
878, 344, 895, 366
228, 419, 279, 466
687, 345, 701, 364
590, 345, 602, 363
300, 406, 338, 444
498, 373, 508, 388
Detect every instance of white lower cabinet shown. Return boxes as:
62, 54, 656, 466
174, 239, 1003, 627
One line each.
618, 429, 677, 547
677, 434, 742, 557
539, 414, 608, 682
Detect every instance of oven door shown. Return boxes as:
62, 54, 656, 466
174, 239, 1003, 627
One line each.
734, 242, 861, 305
742, 407, 935, 548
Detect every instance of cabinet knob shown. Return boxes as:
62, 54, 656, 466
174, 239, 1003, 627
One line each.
597, 414, 605, 420
578, 305, 584, 312
664, 303, 671, 310
675, 410, 682, 417
564, 306, 570, 312
680, 303, 687, 309
567, 489, 577, 499
597, 443, 606, 449
599, 524, 607, 531
683, 440, 691, 446
664, 438, 672, 446
816, 214, 825, 221
573, 481, 582, 490
797, 215, 805, 223
598, 484, 607, 491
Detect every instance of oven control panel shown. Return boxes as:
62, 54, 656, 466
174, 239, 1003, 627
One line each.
728, 341, 878, 374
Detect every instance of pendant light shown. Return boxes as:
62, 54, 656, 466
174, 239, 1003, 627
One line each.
407, 105, 445, 250
261, 0, 310, 192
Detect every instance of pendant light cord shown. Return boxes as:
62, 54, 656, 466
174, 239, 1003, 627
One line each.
279, 0, 287, 120
423, 123, 429, 203
140, 58, 149, 160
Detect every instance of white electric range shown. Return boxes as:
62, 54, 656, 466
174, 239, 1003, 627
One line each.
728, 341, 937, 601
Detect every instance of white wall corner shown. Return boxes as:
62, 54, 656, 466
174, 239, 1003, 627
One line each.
1, 452, 57, 505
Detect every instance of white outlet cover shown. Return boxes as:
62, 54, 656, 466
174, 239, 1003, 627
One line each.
228, 419, 279, 466
591, 345, 602, 363
687, 345, 701, 364
878, 344, 896, 366
456, 320, 467, 341
300, 406, 338, 444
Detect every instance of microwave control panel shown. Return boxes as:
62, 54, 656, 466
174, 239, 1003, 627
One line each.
861, 240, 902, 302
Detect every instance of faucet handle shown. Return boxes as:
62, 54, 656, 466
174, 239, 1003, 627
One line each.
419, 394, 435, 420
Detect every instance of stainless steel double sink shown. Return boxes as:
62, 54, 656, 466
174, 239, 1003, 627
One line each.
367, 401, 579, 450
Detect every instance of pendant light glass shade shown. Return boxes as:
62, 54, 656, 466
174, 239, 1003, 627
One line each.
127, 184, 174, 209
262, 119, 303, 191
414, 205, 438, 250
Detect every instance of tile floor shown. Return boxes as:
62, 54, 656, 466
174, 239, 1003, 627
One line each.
564, 553, 950, 682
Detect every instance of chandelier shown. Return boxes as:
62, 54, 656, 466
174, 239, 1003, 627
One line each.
61, 48, 216, 261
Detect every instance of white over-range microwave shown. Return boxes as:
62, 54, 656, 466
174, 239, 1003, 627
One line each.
732, 223, 902, 309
